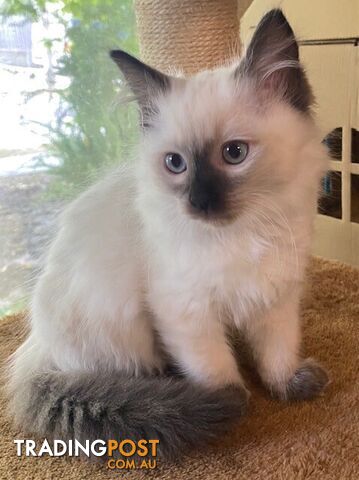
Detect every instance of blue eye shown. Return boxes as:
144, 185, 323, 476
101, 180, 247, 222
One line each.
165, 153, 187, 174
222, 141, 249, 164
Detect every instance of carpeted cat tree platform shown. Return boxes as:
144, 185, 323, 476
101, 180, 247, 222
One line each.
1, 257, 358, 479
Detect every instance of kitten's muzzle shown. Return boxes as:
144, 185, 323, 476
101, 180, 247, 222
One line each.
188, 175, 221, 217
189, 190, 210, 214
187, 174, 236, 223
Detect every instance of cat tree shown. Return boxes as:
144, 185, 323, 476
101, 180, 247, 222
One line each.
134, 0, 253, 74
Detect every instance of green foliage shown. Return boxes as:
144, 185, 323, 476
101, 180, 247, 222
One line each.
0, 297, 27, 318
1, 0, 43, 20
50, 0, 139, 193
2, 0, 139, 196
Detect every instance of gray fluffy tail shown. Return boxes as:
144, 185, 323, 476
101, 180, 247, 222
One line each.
15, 371, 247, 460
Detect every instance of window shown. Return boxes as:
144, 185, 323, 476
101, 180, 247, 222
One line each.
0, 1, 138, 317
351, 175, 359, 223
321, 127, 359, 222
319, 171, 342, 219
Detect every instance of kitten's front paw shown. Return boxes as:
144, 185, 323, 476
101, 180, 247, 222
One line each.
281, 358, 330, 401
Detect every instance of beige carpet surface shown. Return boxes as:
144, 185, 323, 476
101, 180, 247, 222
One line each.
0, 257, 358, 480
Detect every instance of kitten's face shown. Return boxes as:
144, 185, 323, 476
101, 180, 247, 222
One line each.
142, 71, 265, 224
111, 10, 316, 226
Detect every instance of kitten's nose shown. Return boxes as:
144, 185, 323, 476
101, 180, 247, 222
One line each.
189, 190, 210, 213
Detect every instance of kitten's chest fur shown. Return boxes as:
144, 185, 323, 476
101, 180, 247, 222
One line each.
145, 222, 290, 325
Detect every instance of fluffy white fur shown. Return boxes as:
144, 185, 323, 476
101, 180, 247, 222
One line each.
9, 12, 329, 406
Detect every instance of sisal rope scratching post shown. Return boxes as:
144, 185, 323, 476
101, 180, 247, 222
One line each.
134, 0, 253, 75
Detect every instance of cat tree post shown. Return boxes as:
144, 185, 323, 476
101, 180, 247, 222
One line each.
134, 0, 253, 75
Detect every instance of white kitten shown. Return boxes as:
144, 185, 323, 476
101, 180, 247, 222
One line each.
8, 10, 329, 459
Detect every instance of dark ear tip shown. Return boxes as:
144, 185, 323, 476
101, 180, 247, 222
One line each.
264, 8, 288, 22
266, 8, 287, 20
109, 49, 125, 60
261, 8, 292, 31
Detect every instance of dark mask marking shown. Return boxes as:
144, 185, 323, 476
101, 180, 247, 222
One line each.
187, 142, 237, 222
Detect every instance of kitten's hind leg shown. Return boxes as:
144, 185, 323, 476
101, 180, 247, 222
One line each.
246, 292, 329, 401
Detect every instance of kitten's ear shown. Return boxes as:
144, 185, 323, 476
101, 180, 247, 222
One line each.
110, 50, 171, 127
238, 9, 312, 112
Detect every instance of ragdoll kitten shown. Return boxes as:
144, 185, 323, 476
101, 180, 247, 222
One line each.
8, 10, 329, 459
